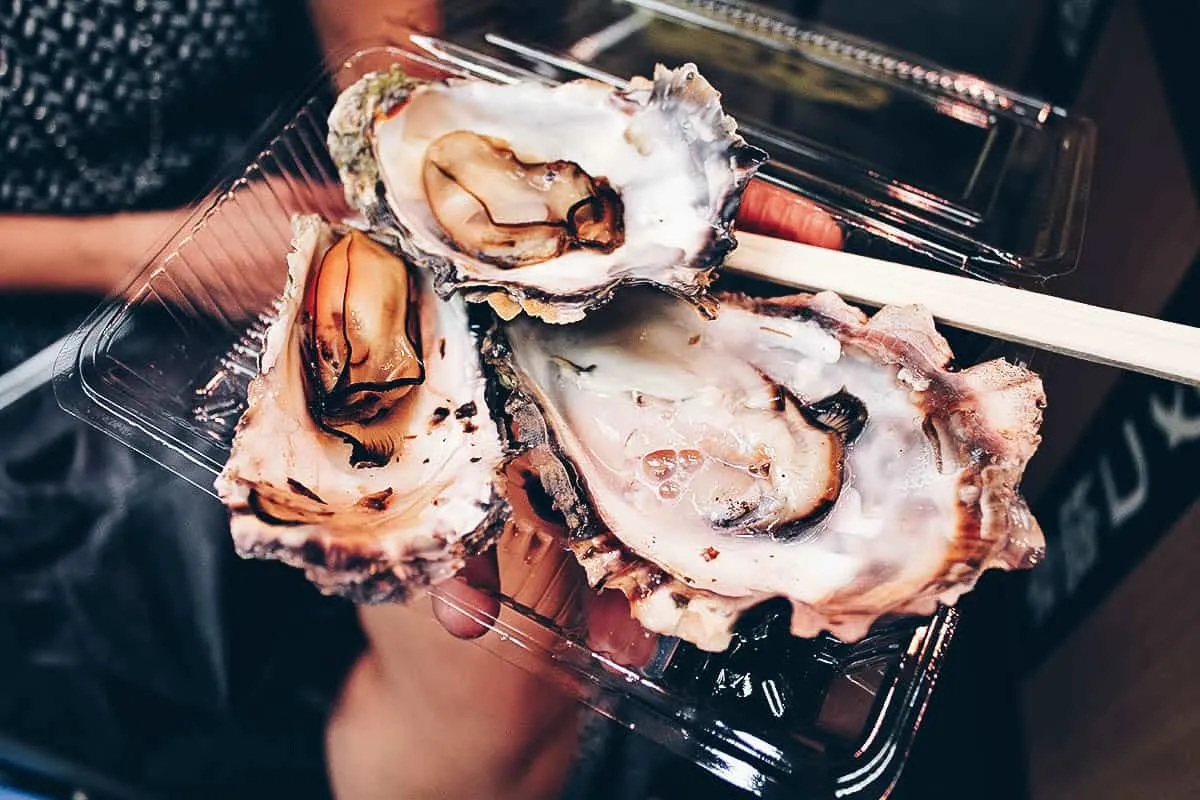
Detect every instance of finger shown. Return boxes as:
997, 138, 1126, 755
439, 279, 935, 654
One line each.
431, 551, 502, 639
584, 589, 660, 670
736, 179, 845, 251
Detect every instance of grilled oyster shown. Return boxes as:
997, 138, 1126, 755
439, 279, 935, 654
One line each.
214, 214, 508, 602
486, 288, 1046, 651
327, 63, 765, 324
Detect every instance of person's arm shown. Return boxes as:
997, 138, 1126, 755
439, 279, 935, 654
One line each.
0, 0, 441, 298
306, 0, 442, 83
326, 602, 582, 800
0, 211, 180, 294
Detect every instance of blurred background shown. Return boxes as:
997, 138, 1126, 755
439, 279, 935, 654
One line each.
1, 0, 1196, 798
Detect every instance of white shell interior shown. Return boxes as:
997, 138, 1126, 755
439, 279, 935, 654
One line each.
503, 289, 960, 605
215, 215, 506, 582
372, 78, 736, 304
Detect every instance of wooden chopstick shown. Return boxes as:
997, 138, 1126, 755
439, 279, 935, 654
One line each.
726, 231, 1200, 387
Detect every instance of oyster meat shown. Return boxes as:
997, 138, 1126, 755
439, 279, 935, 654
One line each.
327, 63, 765, 324
214, 214, 508, 602
487, 288, 1046, 651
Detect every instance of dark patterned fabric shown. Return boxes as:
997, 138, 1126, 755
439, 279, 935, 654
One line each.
0, 3, 339, 798
0, 0, 321, 375
0, 0, 302, 215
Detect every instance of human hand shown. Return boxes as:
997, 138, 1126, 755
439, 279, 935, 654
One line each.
326, 596, 582, 800
736, 178, 845, 251
325, 180, 846, 798
0, 209, 182, 295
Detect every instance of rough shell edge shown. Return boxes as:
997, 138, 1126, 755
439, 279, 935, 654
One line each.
330, 63, 768, 324
327, 64, 420, 216
214, 213, 516, 605
482, 289, 1047, 651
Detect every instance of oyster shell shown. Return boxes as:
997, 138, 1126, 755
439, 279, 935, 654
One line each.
214, 214, 509, 602
327, 63, 766, 324
485, 288, 1046, 651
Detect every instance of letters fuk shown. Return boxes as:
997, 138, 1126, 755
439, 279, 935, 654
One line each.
1026, 385, 1200, 627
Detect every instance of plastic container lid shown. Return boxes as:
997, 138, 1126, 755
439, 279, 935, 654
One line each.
441, 0, 1095, 285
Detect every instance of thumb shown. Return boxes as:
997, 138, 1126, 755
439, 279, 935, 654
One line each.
736, 179, 845, 251
430, 551, 502, 639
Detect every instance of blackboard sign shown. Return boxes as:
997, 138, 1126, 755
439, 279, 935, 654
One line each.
1021, 253, 1200, 668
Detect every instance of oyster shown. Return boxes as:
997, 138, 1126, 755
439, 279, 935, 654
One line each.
214, 214, 508, 602
486, 288, 1046, 651
327, 63, 766, 324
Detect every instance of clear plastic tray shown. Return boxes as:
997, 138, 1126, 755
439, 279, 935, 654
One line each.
438, 0, 1096, 285
52, 26, 1090, 800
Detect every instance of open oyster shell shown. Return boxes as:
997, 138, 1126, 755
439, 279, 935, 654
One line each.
484, 288, 1046, 651
327, 63, 765, 324
214, 214, 509, 602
